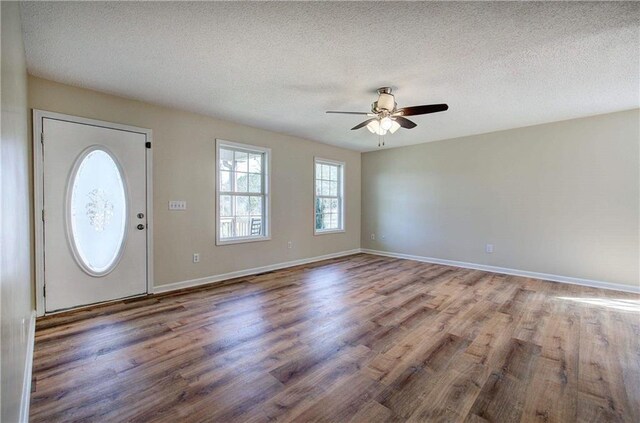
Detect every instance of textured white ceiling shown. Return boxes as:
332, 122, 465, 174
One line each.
21, 1, 639, 151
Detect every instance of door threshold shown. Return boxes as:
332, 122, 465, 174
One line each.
41, 293, 149, 318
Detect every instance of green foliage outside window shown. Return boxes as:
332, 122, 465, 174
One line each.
315, 199, 325, 230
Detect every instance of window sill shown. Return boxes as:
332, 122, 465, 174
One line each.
216, 236, 271, 246
314, 229, 345, 236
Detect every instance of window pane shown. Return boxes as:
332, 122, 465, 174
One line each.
321, 181, 331, 196
248, 173, 261, 193
234, 216, 250, 238
69, 149, 127, 275
218, 144, 269, 242
220, 195, 232, 217
235, 172, 248, 193
249, 196, 262, 216
234, 151, 248, 172
220, 218, 233, 239
314, 161, 343, 233
219, 171, 231, 192
315, 197, 324, 230
249, 154, 262, 173
329, 181, 338, 196
330, 198, 338, 212
330, 165, 338, 180
219, 148, 233, 171
323, 213, 332, 229
235, 195, 249, 216
249, 216, 262, 236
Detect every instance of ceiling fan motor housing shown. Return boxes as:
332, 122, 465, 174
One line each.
373, 94, 396, 113
373, 87, 396, 113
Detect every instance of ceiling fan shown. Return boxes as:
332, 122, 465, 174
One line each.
326, 87, 448, 142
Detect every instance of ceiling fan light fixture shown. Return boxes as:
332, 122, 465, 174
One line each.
326, 87, 448, 145
366, 120, 389, 136
380, 117, 393, 131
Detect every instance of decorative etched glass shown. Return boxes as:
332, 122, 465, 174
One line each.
68, 148, 127, 276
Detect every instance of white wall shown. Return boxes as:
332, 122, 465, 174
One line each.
1, 2, 35, 421
28, 76, 361, 289
361, 110, 639, 288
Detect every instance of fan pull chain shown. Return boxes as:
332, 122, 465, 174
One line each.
378, 133, 385, 148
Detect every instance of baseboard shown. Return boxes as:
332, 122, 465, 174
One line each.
19, 310, 36, 423
155, 246, 639, 295
361, 249, 640, 294
153, 249, 362, 294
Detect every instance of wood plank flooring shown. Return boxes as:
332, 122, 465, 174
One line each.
30, 254, 640, 422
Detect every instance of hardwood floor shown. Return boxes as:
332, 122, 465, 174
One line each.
30, 254, 639, 422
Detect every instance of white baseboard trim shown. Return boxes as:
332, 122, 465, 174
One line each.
19, 310, 36, 423
153, 249, 362, 294
154, 247, 639, 295
361, 249, 640, 294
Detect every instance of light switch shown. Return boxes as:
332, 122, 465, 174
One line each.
169, 200, 187, 210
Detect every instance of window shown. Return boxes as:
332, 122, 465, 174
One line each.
314, 158, 344, 234
68, 147, 128, 276
216, 140, 270, 245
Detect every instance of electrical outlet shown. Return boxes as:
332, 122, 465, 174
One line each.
371, 233, 375, 240
485, 244, 494, 254
169, 200, 187, 210
193, 253, 200, 263
287, 241, 293, 249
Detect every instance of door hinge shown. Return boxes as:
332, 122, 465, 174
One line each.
41, 132, 44, 143
42, 209, 45, 222
145, 141, 151, 149
43, 285, 46, 297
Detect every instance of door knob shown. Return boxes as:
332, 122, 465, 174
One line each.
137, 224, 145, 230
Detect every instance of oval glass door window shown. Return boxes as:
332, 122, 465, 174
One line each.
67, 147, 128, 276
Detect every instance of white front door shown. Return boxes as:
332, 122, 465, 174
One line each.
41, 116, 149, 312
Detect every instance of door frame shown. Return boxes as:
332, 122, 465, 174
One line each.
33, 110, 154, 316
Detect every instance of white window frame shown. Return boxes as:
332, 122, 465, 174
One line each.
216, 139, 271, 245
314, 157, 345, 235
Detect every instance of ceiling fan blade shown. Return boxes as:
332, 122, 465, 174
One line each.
394, 116, 417, 129
351, 118, 377, 130
326, 111, 371, 115
396, 104, 448, 116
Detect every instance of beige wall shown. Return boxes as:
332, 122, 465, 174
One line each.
361, 110, 640, 287
28, 76, 361, 288
1, 2, 34, 421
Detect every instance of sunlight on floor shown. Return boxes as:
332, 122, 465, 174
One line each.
557, 297, 640, 312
